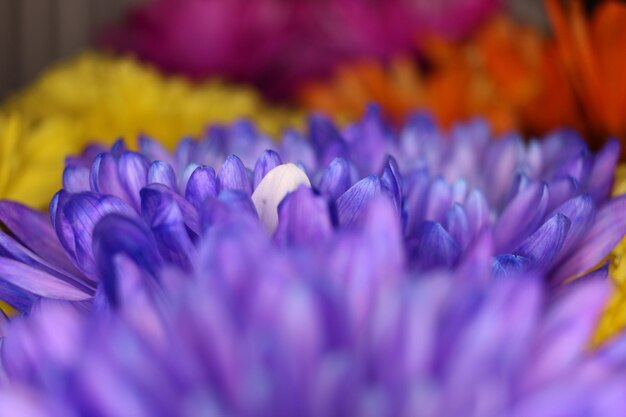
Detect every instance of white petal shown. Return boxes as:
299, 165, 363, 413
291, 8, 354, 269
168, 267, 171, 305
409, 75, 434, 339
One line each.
251, 163, 311, 233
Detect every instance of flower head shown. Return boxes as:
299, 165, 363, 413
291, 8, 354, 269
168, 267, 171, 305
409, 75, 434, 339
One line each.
0, 107, 623, 313
0, 53, 298, 208
1, 206, 625, 416
99, 0, 499, 99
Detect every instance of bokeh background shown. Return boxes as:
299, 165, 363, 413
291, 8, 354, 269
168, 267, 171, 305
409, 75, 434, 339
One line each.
0, 0, 547, 100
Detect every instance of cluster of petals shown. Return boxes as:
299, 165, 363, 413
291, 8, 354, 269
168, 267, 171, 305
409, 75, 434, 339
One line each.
0, 106, 625, 414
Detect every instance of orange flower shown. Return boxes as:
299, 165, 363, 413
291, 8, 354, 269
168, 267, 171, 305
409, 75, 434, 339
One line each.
547, 0, 626, 152
300, 1, 626, 148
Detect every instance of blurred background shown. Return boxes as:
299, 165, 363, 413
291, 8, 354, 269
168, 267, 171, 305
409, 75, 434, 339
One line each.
0, 0, 149, 98
0, 0, 547, 100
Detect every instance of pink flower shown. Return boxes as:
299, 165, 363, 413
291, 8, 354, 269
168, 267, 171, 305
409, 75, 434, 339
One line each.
100, 0, 499, 98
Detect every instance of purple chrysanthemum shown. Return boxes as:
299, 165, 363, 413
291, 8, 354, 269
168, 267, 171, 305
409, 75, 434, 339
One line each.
1, 200, 626, 416
0, 106, 624, 313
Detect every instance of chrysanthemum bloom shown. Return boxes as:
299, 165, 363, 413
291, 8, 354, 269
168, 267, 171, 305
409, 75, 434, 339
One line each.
0, 107, 623, 312
0, 53, 298, 207
1, 198, 625, 416
299, 16, 579, 133
99, 0, 499, 99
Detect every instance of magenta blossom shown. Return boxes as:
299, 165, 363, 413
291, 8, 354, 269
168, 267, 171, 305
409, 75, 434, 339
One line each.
99, 0, 499, 98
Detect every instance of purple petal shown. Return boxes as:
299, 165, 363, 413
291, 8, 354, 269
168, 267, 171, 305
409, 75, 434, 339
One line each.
550, 195, 596, 266
93, 214, 163, 307
280, 129, 317, 172
413, 221, 460, 269
89, 153, 126, 200
552, 195, 626, 283
185, 165, 218, 210
145, 194, 196, 271
346, 105, 388, 175
253, 150, 283, 189
217, 154, 252, 195
584, 139, 620, 203
308, 114, 347, 167
522, 274, 610, 391
140, 184, 201, 236
514, 213, 571, 271
494, 182, 548, 252
58, 192, 136, 278
318, 157, 353, 201
423, 177, 451, 224
545, 177, 578, 214
465, 189, 491, 238
445, 204, 470, 250
336, 176, 384, 227
63, 166, 91, 193
274, 186, 333, 246
492, 254, 531, 277
0, 257, 91, 302
200, 191, 258, 232
380, 156, 402, 214
483, 134, 523, 209
0, 200, 79, 275
139, 135, 174, 166
147, 160, 177, 190
118, 151, 150, 211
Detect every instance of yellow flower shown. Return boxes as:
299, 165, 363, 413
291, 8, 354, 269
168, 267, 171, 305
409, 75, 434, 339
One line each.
593, 164, 626, 345
0, 52, 300, 207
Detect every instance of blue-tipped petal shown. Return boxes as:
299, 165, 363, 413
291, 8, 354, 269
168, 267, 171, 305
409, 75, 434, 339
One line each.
140, 184, 201, 236
93, 214, 163, 307
147, 160, 177, 190
62, 166, 90, 193
380, 156, 402, 213
552, 195, 626, 283
336, 176, 384, 227
146, 194, 196, 271
318, 157, 353, 201
217, 154, 252, 195
253, 150, 283, 189
492, 254, 531, 277
117, 152, 150, 211
274, 186, 332, 246
414, 221, 460, 270
58, 192, 136, 278
185, 166, 218, 210
514, 213, 571, 271
494, 182, 548, 252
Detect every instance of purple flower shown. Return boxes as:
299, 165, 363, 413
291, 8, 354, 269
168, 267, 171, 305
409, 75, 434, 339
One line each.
99, 0, 499, 98
1, 201, 626, 416
0, 108, 624, 312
